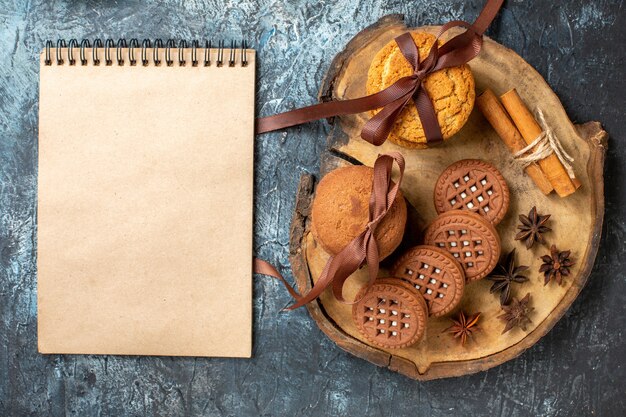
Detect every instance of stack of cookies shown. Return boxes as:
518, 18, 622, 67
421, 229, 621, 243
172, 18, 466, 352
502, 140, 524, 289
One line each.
311, 164, 407, 260
425, 159, 509, 282
366, 31, 476, 149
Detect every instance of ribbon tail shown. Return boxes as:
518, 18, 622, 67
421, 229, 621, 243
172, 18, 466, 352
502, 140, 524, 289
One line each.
435, 34, 483, 70
257, 76, 419, 135
370, 154, 395, 212
370, 152, 404, 212
329, 259, 368, 304
253, 258, 304, 301
365, 238, 380, 288
383, 152, 406, 206
329, 233, 380, 306
283, 255, 336, 310
472, 0, 504, 35
434, 0, 505, 70
288, 236, 367, 309
253, 257, 344, 310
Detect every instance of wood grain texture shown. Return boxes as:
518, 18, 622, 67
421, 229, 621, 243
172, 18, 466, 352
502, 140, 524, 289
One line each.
0, 0, 624, 416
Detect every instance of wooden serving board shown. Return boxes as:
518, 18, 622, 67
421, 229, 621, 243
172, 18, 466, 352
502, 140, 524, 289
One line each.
288, 15, 607, 380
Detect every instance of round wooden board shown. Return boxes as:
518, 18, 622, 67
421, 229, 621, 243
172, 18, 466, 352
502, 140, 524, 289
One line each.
288, 15, 608, 380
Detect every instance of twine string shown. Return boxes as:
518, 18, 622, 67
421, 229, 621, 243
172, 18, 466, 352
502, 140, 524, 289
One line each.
513, 108, 576, 179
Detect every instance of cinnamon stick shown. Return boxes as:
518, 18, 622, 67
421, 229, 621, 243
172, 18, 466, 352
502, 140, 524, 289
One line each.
500, 89, 577, 197
476, 89, 553, 195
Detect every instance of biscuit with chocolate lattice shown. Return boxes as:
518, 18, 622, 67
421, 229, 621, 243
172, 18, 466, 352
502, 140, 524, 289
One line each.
391, 245, 465, 317
352, 279, 427, 349
434, 159, 509, 225
423, 210, 501, 282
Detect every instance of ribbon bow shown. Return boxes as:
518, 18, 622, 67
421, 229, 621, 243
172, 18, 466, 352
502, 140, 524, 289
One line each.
255, 152, 405, 310
256, 0, 503, 145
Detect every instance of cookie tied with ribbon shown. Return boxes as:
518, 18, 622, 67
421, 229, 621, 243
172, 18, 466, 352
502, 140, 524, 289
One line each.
256, 0, 504, 146
257, 152, 406, 310
311, 165, 407, 260
366, 31, 475, 148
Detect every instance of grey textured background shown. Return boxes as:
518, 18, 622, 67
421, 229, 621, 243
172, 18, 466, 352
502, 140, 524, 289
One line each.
1, 0, 625, 416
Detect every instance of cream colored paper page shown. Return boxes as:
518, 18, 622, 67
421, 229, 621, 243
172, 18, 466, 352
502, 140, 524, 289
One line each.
37, 48, 255, 357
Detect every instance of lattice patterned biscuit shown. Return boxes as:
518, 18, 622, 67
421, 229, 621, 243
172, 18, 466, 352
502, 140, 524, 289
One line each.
352, 279, 428, 349
434, 159, 510, 225
423, 210, 501, 282
391, 245, 465, 317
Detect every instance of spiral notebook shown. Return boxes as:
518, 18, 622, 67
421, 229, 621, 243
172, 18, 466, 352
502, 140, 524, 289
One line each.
37, 39, 255, 357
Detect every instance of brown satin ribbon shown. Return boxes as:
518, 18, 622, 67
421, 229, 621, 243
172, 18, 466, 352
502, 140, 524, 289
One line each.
256, 152, 405, 310
256, 0, 503, 145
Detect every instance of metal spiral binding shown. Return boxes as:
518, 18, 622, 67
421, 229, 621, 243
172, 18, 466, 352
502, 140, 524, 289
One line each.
153, 39, 163, 66
104, 39, 114, 65
92, 39, 103, 65
216, 40, 224, 67
79, 39, 90, 65
44, 38, 250, 67
128, 39, 139, 66
67, 39, 78, 65
116, 39, 127, 65
56, 39, 66, 64
178, 40, 187, 66
204, 40, 212, 66
191, 40, 199, 67
165, 39, 176, 66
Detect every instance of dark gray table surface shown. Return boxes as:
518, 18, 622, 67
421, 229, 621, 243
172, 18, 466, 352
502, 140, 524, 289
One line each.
1, 0, 624, 416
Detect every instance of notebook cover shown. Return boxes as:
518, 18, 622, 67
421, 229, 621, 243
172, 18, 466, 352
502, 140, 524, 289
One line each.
37, 48, 255, 357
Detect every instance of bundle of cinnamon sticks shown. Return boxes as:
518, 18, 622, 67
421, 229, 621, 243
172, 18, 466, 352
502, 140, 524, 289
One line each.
476, 88, 579, 197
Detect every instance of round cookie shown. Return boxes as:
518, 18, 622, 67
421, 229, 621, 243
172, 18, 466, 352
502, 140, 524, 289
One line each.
352, 278, 428, 349
434, 159, 510, 225
391, 245, 465, 317
311, 165, 407, 259
423, 210, 501, 282
366, 31, 475, 148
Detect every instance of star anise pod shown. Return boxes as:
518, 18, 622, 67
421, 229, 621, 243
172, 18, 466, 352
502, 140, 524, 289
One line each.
515, 206, 551, 249
540, 245, 575, 285
444, 311, 481, 346
487, 249, 529, 306
498, 293, 534, 334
